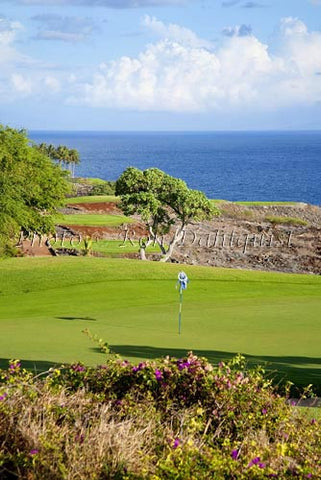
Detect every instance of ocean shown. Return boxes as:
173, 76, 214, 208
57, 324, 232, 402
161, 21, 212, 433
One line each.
29, 131, 321, 205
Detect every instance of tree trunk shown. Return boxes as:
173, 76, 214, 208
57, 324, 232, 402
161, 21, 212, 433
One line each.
159, 227, 184, 263
139, 247, 147, 260
139, 236, 153, 260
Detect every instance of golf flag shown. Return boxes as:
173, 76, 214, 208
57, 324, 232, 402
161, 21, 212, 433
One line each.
177, 271, 189, 292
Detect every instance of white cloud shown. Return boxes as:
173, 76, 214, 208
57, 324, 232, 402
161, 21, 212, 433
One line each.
142, 15, 213, 49
0, 18, 23, 45
69, 17, 321, 113
279, 17, 308, 37
2, 13, 321, 118
0, 15, 65, 101
44, 75, 61, 92
0, 17, 25, 65
277, 18, 321, 76
11, 73, 32, 94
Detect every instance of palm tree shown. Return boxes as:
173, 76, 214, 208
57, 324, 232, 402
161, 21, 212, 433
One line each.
56, 145, 69, 167
46, 144, 57, 160
68, 149, 80, 178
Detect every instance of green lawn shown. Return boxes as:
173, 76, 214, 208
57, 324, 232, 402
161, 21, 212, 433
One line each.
57, 213, 133, 227
54, 239, 161, 256
0, 257, 320, 392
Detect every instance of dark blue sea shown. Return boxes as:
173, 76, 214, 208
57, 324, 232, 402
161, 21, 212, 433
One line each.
29, 131, 321, 205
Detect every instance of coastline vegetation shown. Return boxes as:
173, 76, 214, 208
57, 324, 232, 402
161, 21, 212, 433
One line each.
0, 125, 69, 256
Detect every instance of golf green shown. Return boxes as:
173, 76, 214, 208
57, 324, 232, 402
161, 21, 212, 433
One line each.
0, 257, 320, 390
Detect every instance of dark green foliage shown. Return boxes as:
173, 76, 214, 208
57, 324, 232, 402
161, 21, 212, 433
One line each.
36, 142, 80, 177
0, 125, 69, 255
116, 167, 219, 261
89, 181, 116, 196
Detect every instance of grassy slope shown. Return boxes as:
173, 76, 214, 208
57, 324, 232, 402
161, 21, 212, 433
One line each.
57, 214, 133, 226
0, 257, 320, 391
54, 239, 160, 256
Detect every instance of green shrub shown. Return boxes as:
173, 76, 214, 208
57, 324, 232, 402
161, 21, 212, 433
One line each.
89, 181, 116, 196
265, 216, 308, 226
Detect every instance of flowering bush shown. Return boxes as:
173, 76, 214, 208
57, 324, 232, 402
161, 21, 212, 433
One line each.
0, 354, 320, 479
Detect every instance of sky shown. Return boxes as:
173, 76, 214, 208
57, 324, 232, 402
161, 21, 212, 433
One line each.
1, 0, 321, 131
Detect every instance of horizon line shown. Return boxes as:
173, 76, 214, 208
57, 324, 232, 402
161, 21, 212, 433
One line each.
28, 128, 321, 134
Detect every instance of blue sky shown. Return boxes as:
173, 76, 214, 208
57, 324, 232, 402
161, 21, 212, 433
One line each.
1, 0, 321, 130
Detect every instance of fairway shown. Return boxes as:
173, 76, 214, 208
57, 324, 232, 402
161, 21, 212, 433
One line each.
58, 213, 133, 226
0, 257, 320, 391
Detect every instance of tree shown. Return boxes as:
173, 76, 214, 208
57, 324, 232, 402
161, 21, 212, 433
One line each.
56, 145, 69, 167
68, 149, 80, 178
115, 167, 219, 262
34, 143, 80, 177
0, 125, 69, 256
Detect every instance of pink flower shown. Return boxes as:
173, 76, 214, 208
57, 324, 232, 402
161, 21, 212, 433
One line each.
248, 457, 265, 468
30, 449, 39, 455
231, 449, 239, 460
173, 438, 180, 449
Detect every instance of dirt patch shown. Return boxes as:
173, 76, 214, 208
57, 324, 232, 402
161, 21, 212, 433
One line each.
67, 202, 122, 214
61, 222, 148, 240
19, 240, 52, 257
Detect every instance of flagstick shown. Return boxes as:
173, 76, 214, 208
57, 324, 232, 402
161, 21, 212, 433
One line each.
178, 286, 183, 335
176, 271, 188, 335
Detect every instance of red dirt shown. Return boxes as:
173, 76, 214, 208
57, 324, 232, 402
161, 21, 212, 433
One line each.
19, 240, 52, 257
57, 223, 148, 240
67, 202, 121, 214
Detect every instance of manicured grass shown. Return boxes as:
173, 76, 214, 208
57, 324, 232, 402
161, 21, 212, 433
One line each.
54, 239, 161, 256
0, 257, 320, 392
66, 195, 119, 204
57, 213, 133, 227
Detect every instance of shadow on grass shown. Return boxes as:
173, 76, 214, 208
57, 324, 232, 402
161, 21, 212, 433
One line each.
56, 316, 97, 321
110, 345, 321, 395
0, 358, 58, 374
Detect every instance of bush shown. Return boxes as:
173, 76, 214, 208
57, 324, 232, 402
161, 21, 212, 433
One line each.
265, 216, 308, 226
0, 355, 320, 479
89, 181, 116, 196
